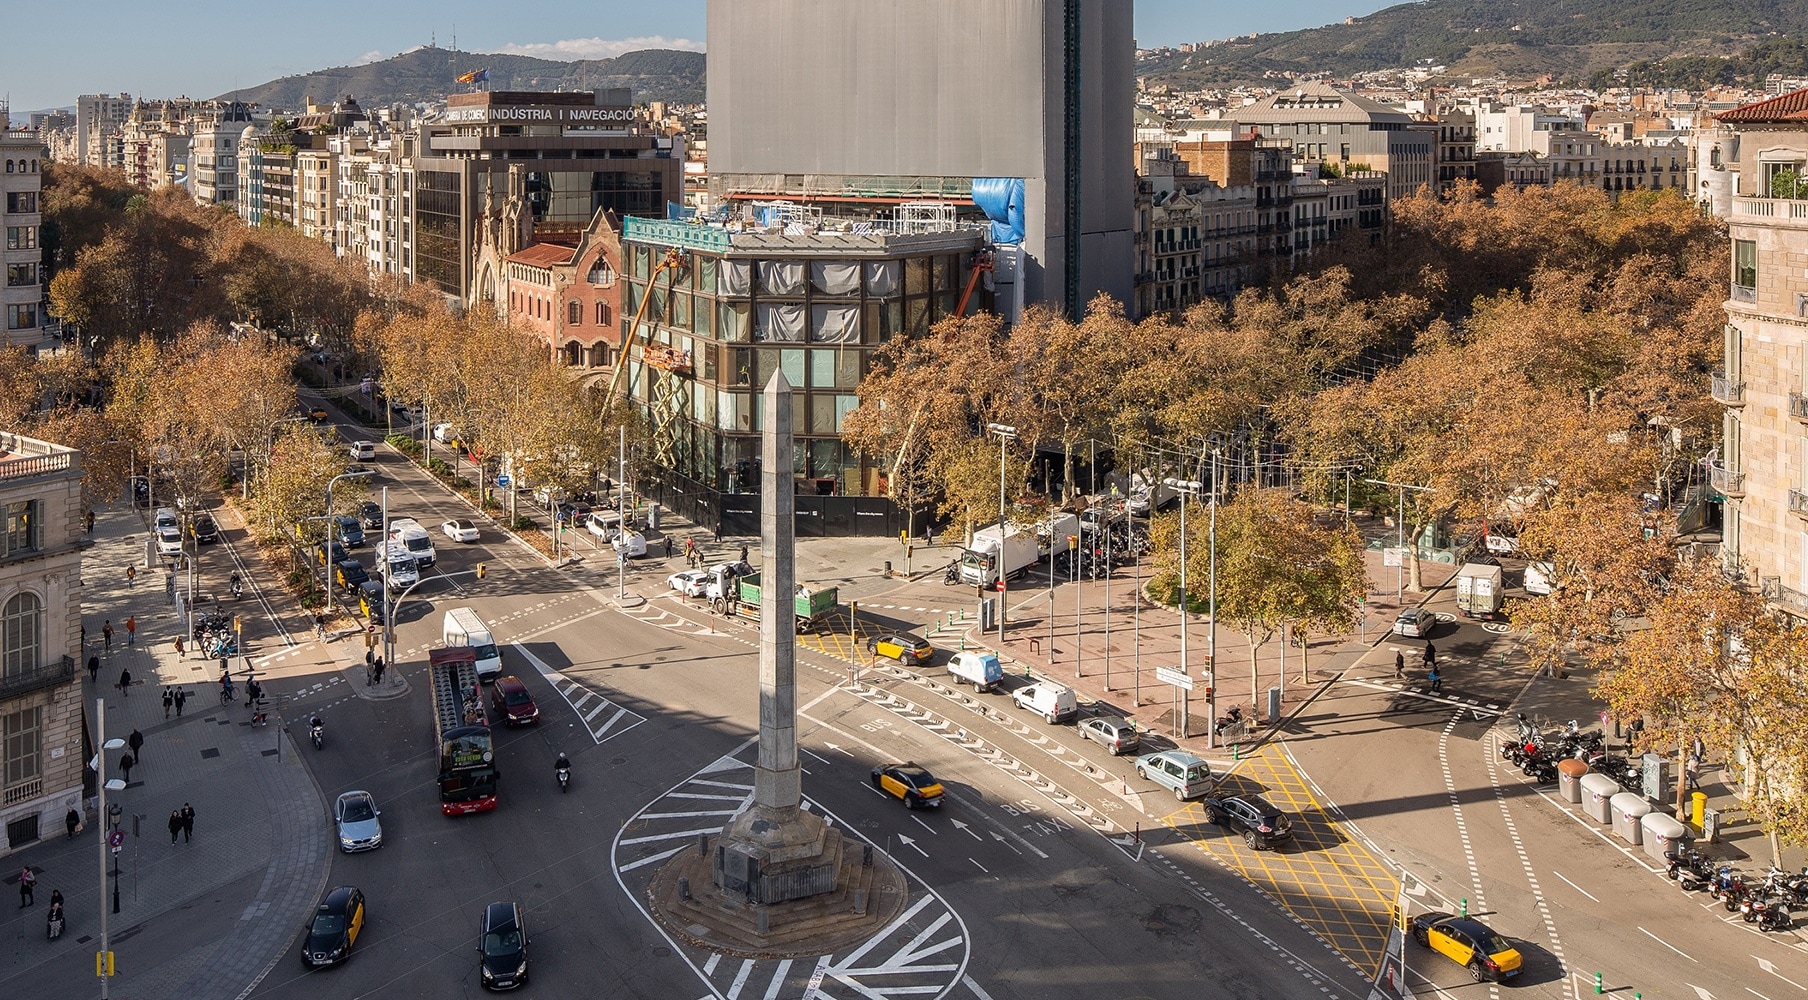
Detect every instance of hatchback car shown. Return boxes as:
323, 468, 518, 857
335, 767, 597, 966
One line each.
871, 762, 944, 809
334, 516, 364, 547
357, 501, 384, 530
301, 886, 366, 967
613, 531, 648, 558
867, 632, 934, 666
189, 514, 219, 544
442, 518, 480, 543
307, 404, 330, 422
1202, 792, 1294, 850
316, 540, 350, 567
478, 900, 530, 990
333, 790, 383, 852
1135, 750, 1215, 801
666, 570, 710, 597
1392, 608, 1438, 638
1410, 912, 1523, 982
348, 440, 376, 461
487, 675, 540, 726
1077, 715, 1141, 755
358, 581, 386, 624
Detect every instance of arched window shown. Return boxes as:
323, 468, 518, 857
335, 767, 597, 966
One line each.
4, 161, 11, 173
588, 257, 617, 288
3, 592, 42, 677
563, 342, 582, 366
595, 302, 611, 326
568, 301, 582, 326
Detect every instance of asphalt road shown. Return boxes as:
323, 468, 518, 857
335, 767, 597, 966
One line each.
233, 420, 1374, 999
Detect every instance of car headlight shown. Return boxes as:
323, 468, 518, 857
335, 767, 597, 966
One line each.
515, 961, 528, 976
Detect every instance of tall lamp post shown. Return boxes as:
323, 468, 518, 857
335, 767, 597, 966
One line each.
985, 423, 1016, 644
1164, 476, 1204, 742
91, 700, 127, 996
324, 470, 375, 613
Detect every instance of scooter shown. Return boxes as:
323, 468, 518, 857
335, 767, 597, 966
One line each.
309, 720, 324, 750
556, 762, 571, 793
1214, 705, 1246, 737
229, 577, 243, 600
1757, 897, 1794, 932
1666, 849, 1713, 891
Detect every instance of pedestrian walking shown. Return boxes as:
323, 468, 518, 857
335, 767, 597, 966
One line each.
314, 612, 326, 641
163, 688, 174, 719
117, 667, 132, 698
118, 752, 135, 783
174, 688, 187, 717
714, 521, 723, 542
1428, 668, 1442, 694
664, 535, 673, 557
125, 615, 136, 646
168, 809, 182, 844
739, 544, 748, 563
126, 564, 136, 588
1394, 650, 1404, 679
925, 525, 935, 546
127, 728, 144, 761
86, 654, 99, 683
372, 656, 385, 685
18, 866, 34, 907
180, 803, 194, 842
65, 807, 80, 839
1423, 641, 1436, 670
1685, 753, 1702, 791
174, 634, 184, 658
102, 620, 113, 652
85, 510, 95, 533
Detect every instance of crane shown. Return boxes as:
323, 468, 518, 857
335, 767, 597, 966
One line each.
600, 247, 691, 416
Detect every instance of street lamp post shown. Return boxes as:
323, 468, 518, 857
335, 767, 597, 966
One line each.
1164, 475, 1204, 742
92, 700, 126, 997
324, 471, 375, 613
985, 423, 1016, 645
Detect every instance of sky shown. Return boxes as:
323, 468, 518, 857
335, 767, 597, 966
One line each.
4, 0, 1393, 115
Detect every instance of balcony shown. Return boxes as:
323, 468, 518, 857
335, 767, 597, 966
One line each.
1730, 284, 1756, 305
1709, 372, 1746, 406
1732, 196, 1808, 223
1709, 462, 1746, 497
1761, 576, 1808, 618
1791, 393, 1808, 422
0, 655, 75, 700
1791, 488, 1808, 519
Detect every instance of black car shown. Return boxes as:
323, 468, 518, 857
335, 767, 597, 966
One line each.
478, 900, 530, 990
358, 502, 384, 530
358, 581, 386, 624
316, 540, 350, 567
301, 885, 366, 967
1202, 792, 1294, 850
335, 516, 365, 547
189, 514, 219, 544
335, 559, 370, 593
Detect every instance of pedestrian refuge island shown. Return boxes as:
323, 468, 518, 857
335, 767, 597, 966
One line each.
1557, 759, 1589, 803
1579, 774, 1620, 824
1611, 792, 1653, 845
1640, 812, 1691, 862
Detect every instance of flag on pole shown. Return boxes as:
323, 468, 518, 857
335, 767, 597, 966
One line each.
456, 68, 489, 84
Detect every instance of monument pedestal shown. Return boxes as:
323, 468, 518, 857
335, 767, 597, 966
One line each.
713, 804, 840, 903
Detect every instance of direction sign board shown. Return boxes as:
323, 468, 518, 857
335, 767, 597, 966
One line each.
495, 474, 511, 488
1154, 666, 1194, 690
1383, 547, 1406, 567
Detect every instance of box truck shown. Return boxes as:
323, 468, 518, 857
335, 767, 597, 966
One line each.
1455, 562, 1505, 618
958, 522, 1042, 588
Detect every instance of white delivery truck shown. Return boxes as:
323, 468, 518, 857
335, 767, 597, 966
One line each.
947, 651, 1004, 693
958, 522, 1042, 588
388, 517, 437, 568
443, 607, 503, 682
1036, 512, 1081, 559
1524, 561, 1556, 597
1455, 562, 1505, 619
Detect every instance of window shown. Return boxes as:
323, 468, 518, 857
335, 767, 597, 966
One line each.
589, 257, 617, 288
568, 301, 582, 326
5, 264, 36, 287
5, 304, 35, 332
5, 192, 36, 213
5, 226, 36, 251
1734, 240, 1757, 290
2, 591, 40, 681
3, 705, 41, 790
595, 301, 611, 326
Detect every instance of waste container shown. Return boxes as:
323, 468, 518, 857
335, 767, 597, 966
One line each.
1557, 759, 1589, 804
1579, 774, 1619, 824
1641, 812, 1691, 863
1611, 792, 1652, 845
647, 502, 661, 531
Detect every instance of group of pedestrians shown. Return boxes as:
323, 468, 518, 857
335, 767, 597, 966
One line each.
161, 686, 191, 718
1394, 640, 1443, 692
17, 867, 65, 938
165, 804, 197, 844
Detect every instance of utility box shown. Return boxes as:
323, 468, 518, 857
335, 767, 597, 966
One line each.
1641, 812, 1691, 863
978, 598, 996, 632
1557, 759, 1589, 804
1611, 792, 1652, 845
1267, 687, 1281, 724
648, 503, 661, 530
1703, 807, 1722, 843
1580, 774, 1620, 823
1641, 752, 1668, 800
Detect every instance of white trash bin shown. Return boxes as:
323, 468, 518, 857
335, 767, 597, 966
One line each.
1641, 812, 1692, 863
1580, 774, 1619, 824
1611, 792, 1652, 845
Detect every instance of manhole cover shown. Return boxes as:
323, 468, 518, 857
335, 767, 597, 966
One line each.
653, 946, 671, 958
612, 757, 628, 767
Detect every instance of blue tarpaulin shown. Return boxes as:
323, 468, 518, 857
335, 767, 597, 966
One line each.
971, 177, 1025, 245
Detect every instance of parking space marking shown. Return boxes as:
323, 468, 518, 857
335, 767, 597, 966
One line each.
1159, 745, 1396, 977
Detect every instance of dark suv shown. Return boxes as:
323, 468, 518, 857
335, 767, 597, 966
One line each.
487, 676, 539, 726
478, 901, 529, 990
1202, 792, 1294, 850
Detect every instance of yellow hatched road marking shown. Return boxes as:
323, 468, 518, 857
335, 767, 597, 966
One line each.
1159, 745, 1397, 975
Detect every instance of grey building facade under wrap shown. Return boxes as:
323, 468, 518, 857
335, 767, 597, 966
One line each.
706, 0, 1134, 316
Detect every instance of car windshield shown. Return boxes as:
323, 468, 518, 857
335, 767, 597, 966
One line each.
898, 766, 934, 786
341, 798, 375, 822
504, 689, 532, 706
482, 928, 522, 956
406, 536, 430, 552
312, 914, 345, 935
1473, 930, 1512, 955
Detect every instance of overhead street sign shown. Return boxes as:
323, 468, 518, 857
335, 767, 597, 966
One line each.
1154, 667, 1194, 691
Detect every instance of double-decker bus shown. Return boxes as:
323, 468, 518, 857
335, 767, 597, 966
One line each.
429, 646, 498, 815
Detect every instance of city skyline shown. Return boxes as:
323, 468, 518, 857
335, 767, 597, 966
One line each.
3, 0, 1391, 117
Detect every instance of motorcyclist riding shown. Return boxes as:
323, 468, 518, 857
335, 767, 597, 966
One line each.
229, 571, 243, 599
555, 752, 571, 773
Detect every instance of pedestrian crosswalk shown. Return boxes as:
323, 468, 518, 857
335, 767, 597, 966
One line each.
509, 641, 646, 744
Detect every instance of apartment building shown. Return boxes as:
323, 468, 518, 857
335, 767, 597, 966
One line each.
1, 133, 45, 348
1290, 168, 1388, 256
1226, 82, 1434, 203
1434, 108, 1477, 192
188, 103, 257, 208
330, 131, 414, 280
1132, 149, 1257, 314
0, 433, 85, 857
1475, 150, 1552, 193
1537, 132, 1691, 194
1710, 89, 1808, 612
74, 93, 132, 169
1471, 101, 1586, 153
1161, 130, 1297, 270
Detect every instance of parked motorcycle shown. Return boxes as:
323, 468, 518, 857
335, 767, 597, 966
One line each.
1666, 849, 1714, 892
1757, 897, 1794, 932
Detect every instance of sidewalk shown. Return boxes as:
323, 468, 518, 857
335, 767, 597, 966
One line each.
0, 508, 335, 1000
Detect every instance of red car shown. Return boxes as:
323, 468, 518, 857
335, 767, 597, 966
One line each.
487, 676, 539, 726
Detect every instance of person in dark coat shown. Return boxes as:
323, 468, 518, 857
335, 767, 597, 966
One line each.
179, 803, 195, 842
163, 688, 173, 718
1394, 650, 1405, 679
174, 688, 187, 716
117, 667, 132, 698
87, 655, 99, 683
64, 807, 80, 839
168, 809, 183, 844
127, 729, 144, 761
118, 752, 135, 783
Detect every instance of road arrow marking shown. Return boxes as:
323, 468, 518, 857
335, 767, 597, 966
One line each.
991, 831, 1022, 855
822, 742, 849, 756
1757, 957, 1806, 990
897, 834, 930, 858
950, 819, 983, 841
1686, 985, 1716, 1000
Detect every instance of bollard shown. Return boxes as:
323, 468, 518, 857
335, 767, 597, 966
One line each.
1134, 822, 1140, 844
862, 844, 873, 867
1231, 743, 1240, 761
1460, 897, 1468, 918
679, 877, 691, 901
1594, 972, 1603, 995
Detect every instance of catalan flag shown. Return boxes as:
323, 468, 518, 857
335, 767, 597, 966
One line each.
456, 68, 489, 84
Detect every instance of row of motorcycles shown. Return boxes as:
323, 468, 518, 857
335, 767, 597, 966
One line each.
1497, 718, 1638, 789
1668, 848, 1802, 932
191, 608, 240, 658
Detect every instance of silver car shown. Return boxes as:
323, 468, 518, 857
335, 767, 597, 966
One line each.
334, 790, 383, 852
1392, 608, 1438, 638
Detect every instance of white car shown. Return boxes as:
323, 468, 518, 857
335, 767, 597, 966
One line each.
613, 531, 648, 559
333, 790, 383, 852
155, 524, 184, 557
666, 570, 709, 597
1392, 608, 1439, 638
586, 511, 625, 540
441, 518, 480, 543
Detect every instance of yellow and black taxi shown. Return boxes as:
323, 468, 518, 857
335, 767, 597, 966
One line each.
1409, 911, 1523, 982
866, 632, 934, 666
302, 885, 366, 967
870, 762, 945, 809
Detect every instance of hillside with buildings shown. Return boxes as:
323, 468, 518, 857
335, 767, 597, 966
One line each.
218, 46, 706, 109
1139, 0, 1808, 86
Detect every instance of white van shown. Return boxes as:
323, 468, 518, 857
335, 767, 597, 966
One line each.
948, 651, 1004, 693
349, 440, 376, 460
379, 543, 419, 588
387, 517, 436, 568
1011, 681, 1077, 723
443, 607, 503, 682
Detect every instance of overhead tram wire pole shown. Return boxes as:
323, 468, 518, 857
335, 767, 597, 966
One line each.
93, 700, 126, 996
986, 423, 1017, 646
